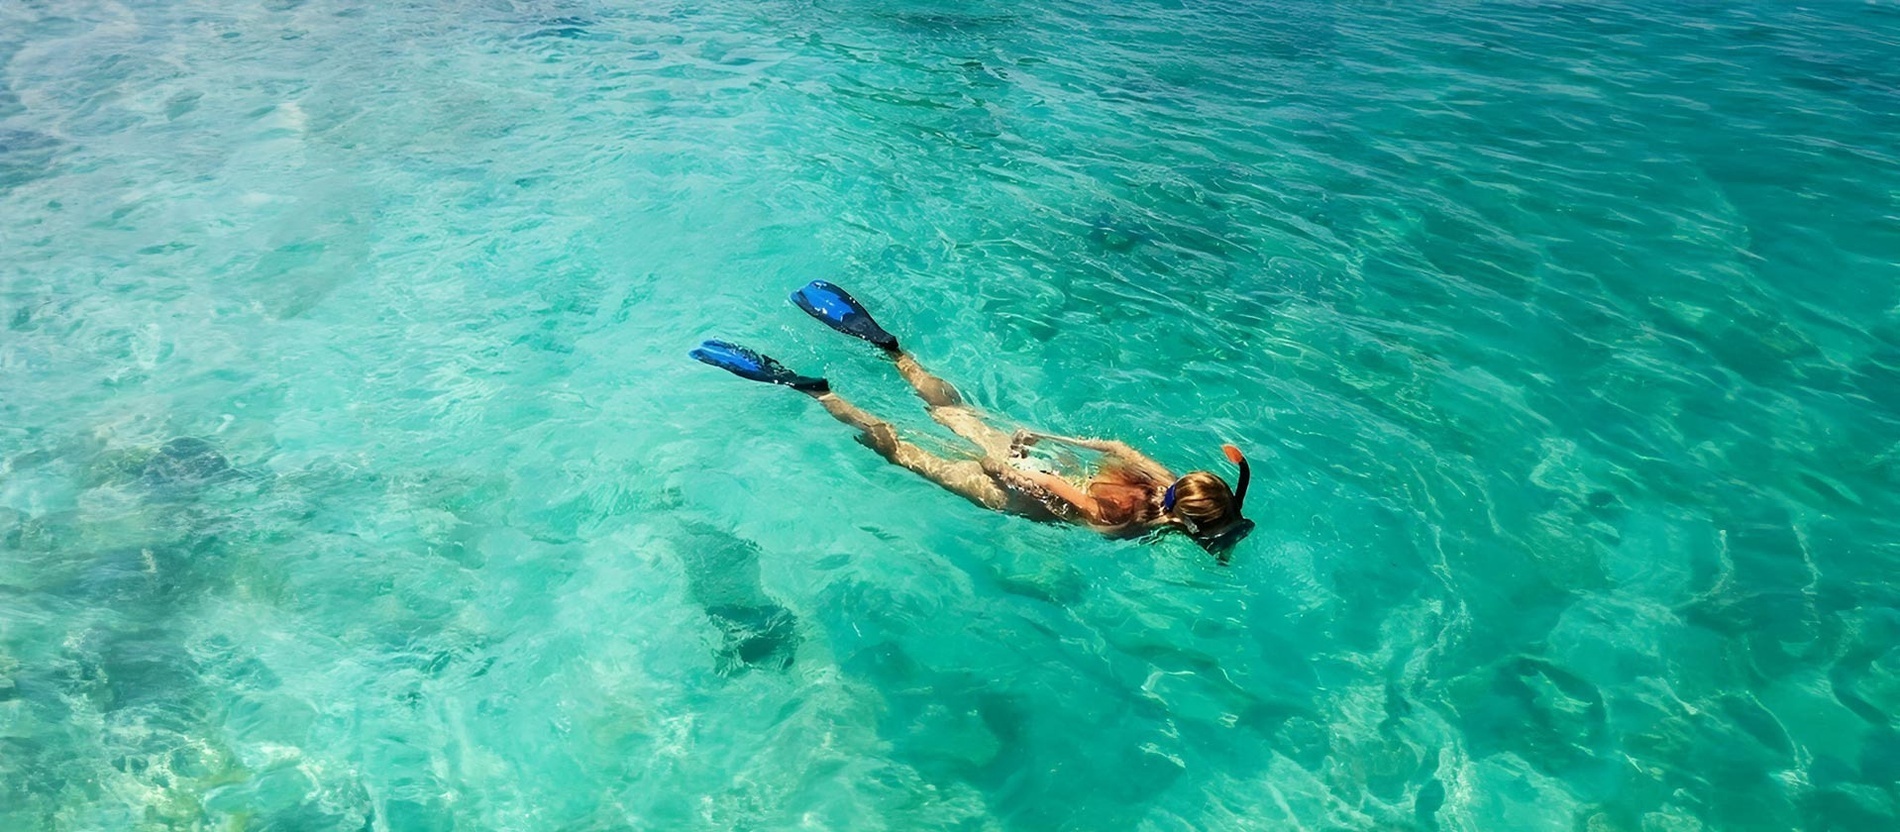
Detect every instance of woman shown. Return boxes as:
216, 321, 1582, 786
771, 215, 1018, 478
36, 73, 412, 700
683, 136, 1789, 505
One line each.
692, 281, 1255, 560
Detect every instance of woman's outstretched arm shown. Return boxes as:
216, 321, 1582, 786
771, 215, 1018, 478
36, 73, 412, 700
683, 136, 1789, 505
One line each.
1015, 431, 1175, 483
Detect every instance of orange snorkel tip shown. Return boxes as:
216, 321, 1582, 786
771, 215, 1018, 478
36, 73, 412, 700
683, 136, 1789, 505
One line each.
1221, 444, 1245, 465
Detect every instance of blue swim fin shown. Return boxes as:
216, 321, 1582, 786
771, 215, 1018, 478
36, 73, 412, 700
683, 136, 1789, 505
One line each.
790, 280, 899, 352
690, 340, 829, 392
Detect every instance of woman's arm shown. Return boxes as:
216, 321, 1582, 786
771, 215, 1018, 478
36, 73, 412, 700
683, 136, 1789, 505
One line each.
980, 457, 1104, 520
1018, 431, 1175, 483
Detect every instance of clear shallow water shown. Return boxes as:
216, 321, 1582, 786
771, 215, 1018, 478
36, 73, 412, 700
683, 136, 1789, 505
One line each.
2, 0, 1898, 827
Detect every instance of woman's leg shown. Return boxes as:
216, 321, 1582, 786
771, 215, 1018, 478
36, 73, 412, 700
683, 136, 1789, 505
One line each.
893, 353, 964, 408
891, 353, 1016, 459
813, 392, 1010, 510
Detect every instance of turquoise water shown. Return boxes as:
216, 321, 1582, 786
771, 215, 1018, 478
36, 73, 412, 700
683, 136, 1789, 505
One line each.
3, 0, 1899, 828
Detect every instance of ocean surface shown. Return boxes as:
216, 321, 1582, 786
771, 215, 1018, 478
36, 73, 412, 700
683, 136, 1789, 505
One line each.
3, 0, 1898, 829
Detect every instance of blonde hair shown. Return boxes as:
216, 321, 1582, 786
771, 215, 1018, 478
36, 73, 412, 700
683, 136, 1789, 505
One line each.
1170, 471, 1236, 529
1085, 462, 1163, 529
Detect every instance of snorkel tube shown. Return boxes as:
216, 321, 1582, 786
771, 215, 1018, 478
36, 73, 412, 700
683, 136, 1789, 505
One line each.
1222, 443, 1251, 511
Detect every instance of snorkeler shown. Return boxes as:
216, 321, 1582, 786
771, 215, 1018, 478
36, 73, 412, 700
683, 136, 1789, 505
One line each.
691, 281, 1255, 560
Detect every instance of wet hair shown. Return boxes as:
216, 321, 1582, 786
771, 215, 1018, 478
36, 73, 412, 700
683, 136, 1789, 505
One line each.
1086, 463, 1164, 529
1168, 471, 1237, 529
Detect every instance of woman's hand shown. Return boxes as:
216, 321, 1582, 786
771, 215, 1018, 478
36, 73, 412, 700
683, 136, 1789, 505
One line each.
1009, 429, 1041, 457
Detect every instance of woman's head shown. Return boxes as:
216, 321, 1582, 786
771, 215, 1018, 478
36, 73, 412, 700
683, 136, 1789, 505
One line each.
1164, 448, 1257, 559
1167, 471, 1238, 529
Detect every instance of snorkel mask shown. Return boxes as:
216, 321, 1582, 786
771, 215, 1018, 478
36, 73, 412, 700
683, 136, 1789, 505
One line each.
1161, 444, 1256, 562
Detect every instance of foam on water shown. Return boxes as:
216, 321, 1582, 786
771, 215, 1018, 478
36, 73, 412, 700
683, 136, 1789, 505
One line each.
3, 0, 1899, 829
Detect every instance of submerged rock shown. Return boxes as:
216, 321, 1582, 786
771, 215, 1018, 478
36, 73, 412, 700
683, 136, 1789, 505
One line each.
705, 603, 799, 675
139, 437, 232, 488
672, 520, 802, 675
